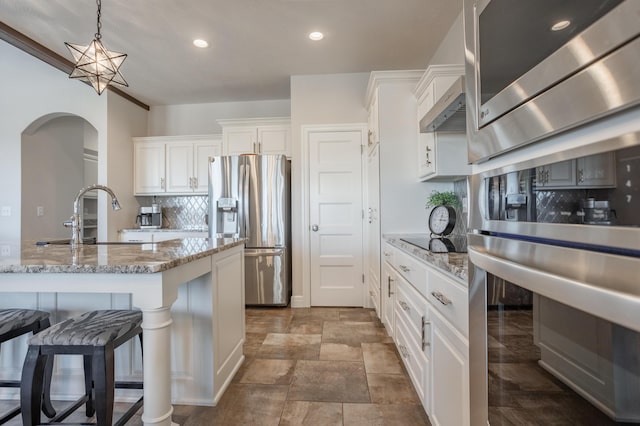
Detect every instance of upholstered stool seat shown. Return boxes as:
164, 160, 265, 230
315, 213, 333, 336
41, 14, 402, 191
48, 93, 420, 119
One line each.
21, 310, 144, 426
0, 308, 55, 424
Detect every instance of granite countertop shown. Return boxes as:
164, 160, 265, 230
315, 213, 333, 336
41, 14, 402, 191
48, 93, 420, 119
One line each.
384, 234, 468, 283
119, 228, 208, 233
0, 238, 245, 274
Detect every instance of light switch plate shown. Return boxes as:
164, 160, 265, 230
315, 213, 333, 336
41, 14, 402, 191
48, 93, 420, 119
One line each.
0, 246, 10, 256
0, 206, 10, 217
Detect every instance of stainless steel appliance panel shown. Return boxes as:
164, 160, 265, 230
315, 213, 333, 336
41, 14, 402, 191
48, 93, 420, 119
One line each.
209, 154, 291, 306
242, 155, 289, 248
464, 0, 640, 163
244, 248, 288, 306
468, 131, 640, 253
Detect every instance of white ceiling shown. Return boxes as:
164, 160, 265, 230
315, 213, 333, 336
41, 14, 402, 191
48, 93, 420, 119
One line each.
0, 0, 462, 107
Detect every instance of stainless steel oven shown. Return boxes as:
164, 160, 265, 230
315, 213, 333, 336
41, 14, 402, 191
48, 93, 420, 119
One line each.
464, 0, 640, 163
468, 133, 640, 425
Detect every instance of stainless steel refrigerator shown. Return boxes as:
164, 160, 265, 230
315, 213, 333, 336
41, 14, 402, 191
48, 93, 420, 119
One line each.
208, 154, 291, 306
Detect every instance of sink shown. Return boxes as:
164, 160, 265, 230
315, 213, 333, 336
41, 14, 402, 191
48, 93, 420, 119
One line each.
36, 238, 145, 246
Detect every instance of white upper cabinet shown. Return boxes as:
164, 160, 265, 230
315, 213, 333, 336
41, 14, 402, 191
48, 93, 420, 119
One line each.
535, 152, 616, 189
133, 136, 222, 195
415, 65, 470, 181
218, 118, 291, 157
367, 88, 380, 149
134, 140, 166, 194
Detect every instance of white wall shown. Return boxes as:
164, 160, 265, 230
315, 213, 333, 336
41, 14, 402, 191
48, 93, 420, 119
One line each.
147, 99, 291, 135
0, 40, 148, 245
105, 91, 149, 239
290, 72, 370, 304
0, 40, 108, 243
21, 117, 85, 241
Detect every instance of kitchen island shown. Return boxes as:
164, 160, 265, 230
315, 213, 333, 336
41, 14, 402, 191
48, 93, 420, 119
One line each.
0, 237, 246, 426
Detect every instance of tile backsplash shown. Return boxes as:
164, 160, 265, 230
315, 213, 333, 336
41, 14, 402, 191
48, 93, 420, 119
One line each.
137, 196, 208, 230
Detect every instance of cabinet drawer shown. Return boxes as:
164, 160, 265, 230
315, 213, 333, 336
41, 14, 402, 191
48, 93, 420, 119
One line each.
382, 242, 395, 266
369, 280, 381, 318
428, 269, 468, 337
395, 312, 429, 405
394, 249, 429, 297
395, 276, 429, 344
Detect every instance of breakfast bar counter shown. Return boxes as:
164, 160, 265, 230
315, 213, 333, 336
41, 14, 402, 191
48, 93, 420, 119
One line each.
0, 237, 246, 426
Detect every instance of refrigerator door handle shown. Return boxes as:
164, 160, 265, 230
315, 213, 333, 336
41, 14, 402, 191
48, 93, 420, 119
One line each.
241, 162, 250, 240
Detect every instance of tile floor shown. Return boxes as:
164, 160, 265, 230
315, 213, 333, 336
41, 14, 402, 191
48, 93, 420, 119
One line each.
1, 307, 431, 425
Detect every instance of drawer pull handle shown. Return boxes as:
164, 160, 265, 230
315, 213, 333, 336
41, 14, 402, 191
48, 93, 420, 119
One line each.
388, 276, 394, 297
399, 265, 410, 273
399, 300, 410, 312
431, 291, 452, 306
421, 316, 431, 350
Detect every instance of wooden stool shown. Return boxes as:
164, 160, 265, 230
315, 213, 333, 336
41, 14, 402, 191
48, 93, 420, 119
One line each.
0, 308, 55, 424
20, 310, 144, 426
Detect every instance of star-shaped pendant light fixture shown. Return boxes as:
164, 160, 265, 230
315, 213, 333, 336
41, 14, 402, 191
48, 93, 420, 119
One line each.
65, 0, 128, 95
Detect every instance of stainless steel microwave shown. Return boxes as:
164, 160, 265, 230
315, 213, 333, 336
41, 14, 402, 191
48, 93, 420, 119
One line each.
464, 0, 640, 163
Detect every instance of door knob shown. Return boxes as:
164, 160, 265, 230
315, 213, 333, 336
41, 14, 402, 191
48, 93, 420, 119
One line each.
311, 224, 319, 232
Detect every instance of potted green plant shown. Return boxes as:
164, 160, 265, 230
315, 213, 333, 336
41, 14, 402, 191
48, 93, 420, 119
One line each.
425, 190, 460, 209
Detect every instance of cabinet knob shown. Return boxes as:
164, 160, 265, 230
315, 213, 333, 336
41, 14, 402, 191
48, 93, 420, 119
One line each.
311, 224, 319, 232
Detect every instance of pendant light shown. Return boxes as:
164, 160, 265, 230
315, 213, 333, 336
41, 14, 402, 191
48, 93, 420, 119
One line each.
65, 0, 128, 95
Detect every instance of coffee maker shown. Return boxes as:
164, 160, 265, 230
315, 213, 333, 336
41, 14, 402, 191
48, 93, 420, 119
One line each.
136, 204, 162, 229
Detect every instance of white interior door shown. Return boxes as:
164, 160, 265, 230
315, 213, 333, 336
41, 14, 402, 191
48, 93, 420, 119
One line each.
309, 130, 364, 306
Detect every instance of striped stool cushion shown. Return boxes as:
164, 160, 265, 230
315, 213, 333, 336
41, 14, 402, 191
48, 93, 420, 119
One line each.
0, 309, 50, 336
29, 310, 142, 346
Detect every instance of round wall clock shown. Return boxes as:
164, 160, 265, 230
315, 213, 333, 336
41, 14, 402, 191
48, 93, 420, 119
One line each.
428, 205, 456, 237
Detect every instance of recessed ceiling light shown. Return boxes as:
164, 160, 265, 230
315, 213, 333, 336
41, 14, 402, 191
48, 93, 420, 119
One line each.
309, 32, 324, 41
551, 20, 571, 31
193, 39, 209, 48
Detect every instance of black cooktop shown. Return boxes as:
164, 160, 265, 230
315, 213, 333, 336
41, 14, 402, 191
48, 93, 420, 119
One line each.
400, 235, 467, 253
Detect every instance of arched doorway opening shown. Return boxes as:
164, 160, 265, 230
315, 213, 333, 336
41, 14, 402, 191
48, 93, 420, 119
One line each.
21, 113, 98, 241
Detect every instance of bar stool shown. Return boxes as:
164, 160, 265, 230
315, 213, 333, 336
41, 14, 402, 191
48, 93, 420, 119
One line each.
0, 308, 55, 424
21, 310, 144, 426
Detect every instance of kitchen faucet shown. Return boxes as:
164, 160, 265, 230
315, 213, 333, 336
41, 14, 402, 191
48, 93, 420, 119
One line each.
63, 184, 121, 248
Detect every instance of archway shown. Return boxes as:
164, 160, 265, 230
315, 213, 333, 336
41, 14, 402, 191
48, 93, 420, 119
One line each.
21, 113, 98, 241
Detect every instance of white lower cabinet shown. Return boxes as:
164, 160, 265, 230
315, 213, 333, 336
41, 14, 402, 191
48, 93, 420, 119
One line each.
382, 262, 396, 339
430, 308, 469, 426
120, 230, 207, 243
385, 241, 469, 425
395, 274, 430, 408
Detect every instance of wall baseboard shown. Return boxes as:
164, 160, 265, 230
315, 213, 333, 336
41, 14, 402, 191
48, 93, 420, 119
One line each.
290, 295, 308, 308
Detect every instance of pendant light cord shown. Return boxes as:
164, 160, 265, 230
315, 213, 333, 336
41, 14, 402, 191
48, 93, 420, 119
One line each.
95, 0, 102, 40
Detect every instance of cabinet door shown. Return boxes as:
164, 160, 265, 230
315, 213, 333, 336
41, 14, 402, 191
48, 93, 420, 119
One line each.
366, 144, 381, 318
382, 263, 396, 338
224, 127, 257, 155
165, 142, 194, 193
537, 160, 576, 188
134, 141, 165, 194
368, 89, 380, 146
418, 133, 436, 178
193, 140, 223, 193
257, 125, 290, 156
577, 152, 616, 187
431, 310, 469, 426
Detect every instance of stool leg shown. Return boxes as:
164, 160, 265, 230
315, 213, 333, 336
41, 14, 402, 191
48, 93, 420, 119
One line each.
83, 354, 95, 417
36, 318, 56, 419
41, 354, 56, 418
20, 346, 45, 426
92, 346, 115, 426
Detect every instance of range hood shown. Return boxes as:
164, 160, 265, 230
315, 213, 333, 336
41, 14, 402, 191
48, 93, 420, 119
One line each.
420, 75, 466, 133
